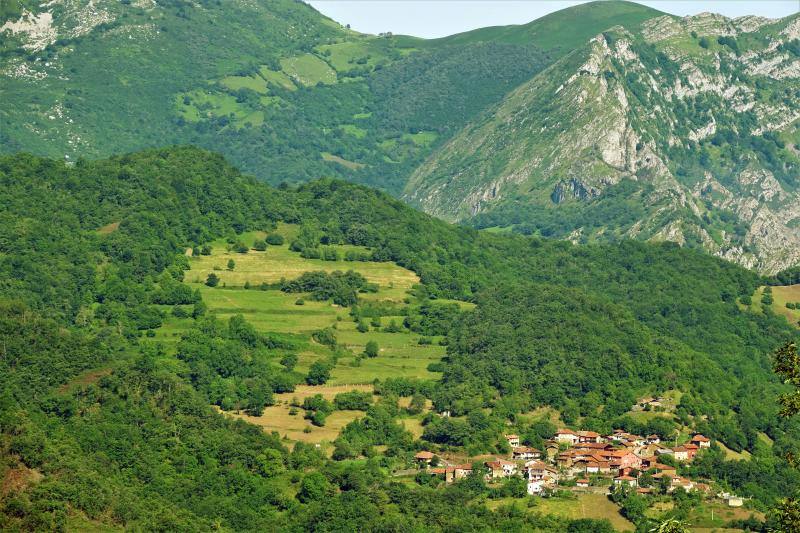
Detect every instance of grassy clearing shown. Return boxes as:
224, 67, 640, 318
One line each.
221, 75, 268, 94
330, 319, 445, 383
321, 151, 366, 170
219, 385, 375, 445
767, 284, 800, 326
217, 405, 363, 445
403, 131, 438, 147
186, 236, 416, 292
281, 54, 337, 86
340, 124, 367, 139
258, 67, 297, 90
486, 494, 633, 531
717, 441, 752, 461
96, 221, 119, 234
177, 224, 448, 441
316, 40, 389, 72
684, 500, 764, 530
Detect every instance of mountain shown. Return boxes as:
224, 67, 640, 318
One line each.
405, 11, 800, 274
1, 0, 667, 193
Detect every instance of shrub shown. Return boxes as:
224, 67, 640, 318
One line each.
334, 391, 373, 410
266, 233, 284, 245
252, 239, 267, 251
205, 273, 220, 287
364, 340, 379, 358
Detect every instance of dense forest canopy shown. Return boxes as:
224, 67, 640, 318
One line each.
0, 147, 798, 529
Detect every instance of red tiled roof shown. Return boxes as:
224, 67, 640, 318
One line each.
415, 451, 434, 459
691, 434, 710, 442
512, 446, 540, 453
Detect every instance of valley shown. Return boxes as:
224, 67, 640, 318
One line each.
1, 0, 799, 530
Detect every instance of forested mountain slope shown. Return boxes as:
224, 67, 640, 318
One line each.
1, 148, 798, 529
0, 1, 663, 192
405, 12, 800, 273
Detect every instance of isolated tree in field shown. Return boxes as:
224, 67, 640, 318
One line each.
407, 392, 426, 415
205, 273, 219, 287
364, 340, 379, 358
772, 341, 800, 531
252, 239, 267, 251
227, 259, 235, 271
306, 361, 331, 385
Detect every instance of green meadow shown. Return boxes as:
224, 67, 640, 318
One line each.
180, 224, 445, 393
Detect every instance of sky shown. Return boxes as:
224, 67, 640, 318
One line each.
307, 1, 800, 39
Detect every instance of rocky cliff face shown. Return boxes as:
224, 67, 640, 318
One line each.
404, 12, 800, 274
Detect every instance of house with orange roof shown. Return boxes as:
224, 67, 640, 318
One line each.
512, 446, 541, 460
613, 475, 638, 488
577, 430, 603, 443
414, 451, 434, 466
672, 446, 690, 462
554, 429, 579, 445
504, 434, 520, 447
690, 434, 711, 449
485, 459, 518, 480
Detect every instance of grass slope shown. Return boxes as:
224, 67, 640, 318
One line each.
433, 1, 664, 51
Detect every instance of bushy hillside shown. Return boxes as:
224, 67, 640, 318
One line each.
1, 149, 799, 530
0, 1, 671, 194
405, 12, 800, 273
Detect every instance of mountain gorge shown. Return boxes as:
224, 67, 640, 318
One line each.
405, 12, 800, 273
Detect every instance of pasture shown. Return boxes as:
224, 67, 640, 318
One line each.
174, 224, 450, 442
486, 494, 633, 531
766, 284, 800, 326
321, 151, 366, 170
281, 53, 337, 86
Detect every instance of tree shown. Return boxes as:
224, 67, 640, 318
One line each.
252, 239, 267, 251
364, 340, 379, 358
205, 273, 220, 287
773, 342, 800, 531
266, 233, 284, 246
306, 361, 332, 385
227, 259, 235, 271
407, 393, 426, 415
297, 472, 332, 503
650, 519, 690, 533
281, 353, 298, 371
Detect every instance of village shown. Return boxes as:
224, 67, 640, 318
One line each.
413, 428, 745, 507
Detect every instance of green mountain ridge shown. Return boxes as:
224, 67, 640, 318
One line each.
0, 0, 667, 193
405, 11, 800, 273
